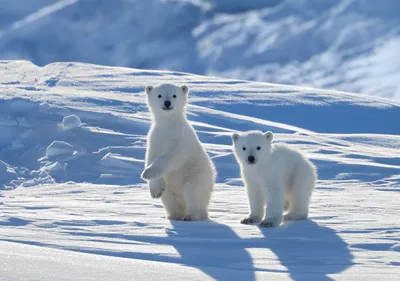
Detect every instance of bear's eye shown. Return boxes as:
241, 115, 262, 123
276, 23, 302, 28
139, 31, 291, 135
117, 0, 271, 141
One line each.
158, 94, 162, 99
173, 94, 177, 99
242, 147, 246, 151
257, 146, 261, 150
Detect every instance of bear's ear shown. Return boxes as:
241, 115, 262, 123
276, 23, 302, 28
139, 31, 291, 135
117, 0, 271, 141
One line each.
181, 85, 189, 95
145, 85, 153, 94
232, 133, 239, 143
264, 131, 273, 142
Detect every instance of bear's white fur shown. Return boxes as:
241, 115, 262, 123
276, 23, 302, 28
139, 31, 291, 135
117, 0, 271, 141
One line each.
141, 83, 215, 221
232, 130, 317, 227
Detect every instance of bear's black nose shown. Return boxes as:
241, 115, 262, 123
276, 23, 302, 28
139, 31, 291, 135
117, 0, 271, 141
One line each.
164, 100, 171, 108
248, 155, 255, 163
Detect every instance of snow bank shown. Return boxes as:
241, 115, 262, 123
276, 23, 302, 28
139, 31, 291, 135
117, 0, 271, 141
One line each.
0, 60, 398, 190
0, 0, 400, 99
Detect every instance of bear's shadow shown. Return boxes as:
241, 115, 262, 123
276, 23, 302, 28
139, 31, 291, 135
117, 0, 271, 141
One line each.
258, 219, 353, 281
98, 219, 353, 281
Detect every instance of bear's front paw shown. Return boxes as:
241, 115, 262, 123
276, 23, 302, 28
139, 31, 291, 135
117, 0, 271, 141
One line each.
141, 167, 161, 181
150, 184, 165, 199
240, 216, 261, 224
259, 218, 281, 228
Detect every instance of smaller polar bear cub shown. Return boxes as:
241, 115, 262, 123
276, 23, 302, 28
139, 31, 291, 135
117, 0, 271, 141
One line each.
232, 131, 317, 227
141, 83, 215, 221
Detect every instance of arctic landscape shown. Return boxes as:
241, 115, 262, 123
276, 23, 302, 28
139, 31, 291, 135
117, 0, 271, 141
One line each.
0, 60, 399, 280
1, 0, 400, 100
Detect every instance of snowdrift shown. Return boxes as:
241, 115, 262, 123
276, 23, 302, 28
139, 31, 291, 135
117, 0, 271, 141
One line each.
1, 0, 400, 99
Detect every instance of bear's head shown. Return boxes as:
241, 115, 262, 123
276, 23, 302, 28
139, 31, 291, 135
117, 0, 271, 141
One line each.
232, 130, 273, 166
145, 83, 189, 119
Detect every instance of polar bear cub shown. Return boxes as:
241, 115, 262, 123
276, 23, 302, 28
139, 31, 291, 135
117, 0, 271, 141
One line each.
141, 83, 216, 221
232, 130, 316, 227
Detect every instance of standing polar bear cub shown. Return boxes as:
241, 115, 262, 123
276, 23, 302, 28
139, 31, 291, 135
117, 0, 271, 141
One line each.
232, 131, 317, 227
141, 83, 216, 221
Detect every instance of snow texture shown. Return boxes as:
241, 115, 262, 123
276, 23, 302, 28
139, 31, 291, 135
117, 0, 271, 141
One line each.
0, 61, 399, 280
0, 0, 399, 100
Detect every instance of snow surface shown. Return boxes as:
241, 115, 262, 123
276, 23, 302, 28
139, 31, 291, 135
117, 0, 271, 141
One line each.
0, 60, 399, 280
0, 0, 400, 100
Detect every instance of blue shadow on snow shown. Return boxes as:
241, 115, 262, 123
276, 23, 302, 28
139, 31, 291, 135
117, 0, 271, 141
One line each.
56, 219, 353, 281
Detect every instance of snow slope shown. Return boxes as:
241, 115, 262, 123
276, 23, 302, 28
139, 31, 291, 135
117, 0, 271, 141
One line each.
0, 0, 400, 100
0, 60, 399, 280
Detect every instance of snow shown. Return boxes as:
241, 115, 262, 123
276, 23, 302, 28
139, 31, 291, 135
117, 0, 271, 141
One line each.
0, 0, 400, 100
45, 141, 76, 158
61, 114, 82, 130
0, 60, 399, 280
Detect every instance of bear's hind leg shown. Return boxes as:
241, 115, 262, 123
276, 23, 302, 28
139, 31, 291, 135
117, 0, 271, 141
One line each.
284, 168, 315, 221
182, 177, 212, 221
161, 187, 185, 221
